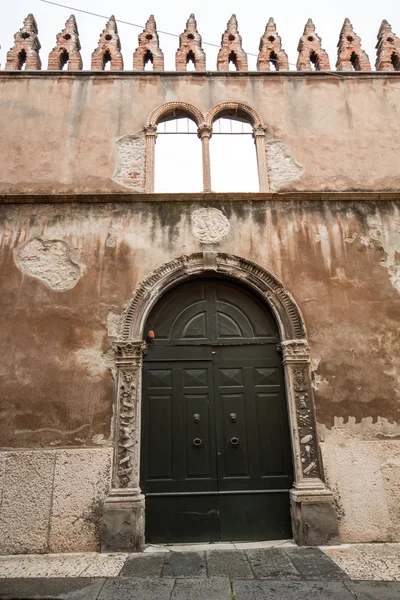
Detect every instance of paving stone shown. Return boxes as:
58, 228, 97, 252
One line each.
284, 547, 349, 580
119, 553, 165, 577
348, 581, 400, 599
246, 548, 300, 580
0, 577, 105, 599
98, 577, 174, 600
207, 550, 253, 579
233, 580, 355, 599
162, 551, 206, 577
171, 577, 232, 600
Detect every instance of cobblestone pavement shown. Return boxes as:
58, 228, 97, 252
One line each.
0, 543, 399, 599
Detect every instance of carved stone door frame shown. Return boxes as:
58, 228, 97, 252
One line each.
101, 252, 340, 551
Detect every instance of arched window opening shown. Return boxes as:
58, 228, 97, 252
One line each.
210, 117, 258, 192
60, 49, 69, 70
103, 50, 111, 70
144, 50, 153, 71
154, 117, 202, 193
310, 51, 318, 71
228, 51, 237, 71
186, 50, 195, 71
18, 49, 27, 70
269, 51, 278, 71
391, 52, 400, 71
350, 51, 361, 71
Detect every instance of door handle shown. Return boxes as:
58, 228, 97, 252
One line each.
230, 437, 239, 446
193, 438, 202, 447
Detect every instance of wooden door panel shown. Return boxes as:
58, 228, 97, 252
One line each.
142, 276, 293, 543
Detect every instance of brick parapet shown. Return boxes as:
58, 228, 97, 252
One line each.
175, 14, 206, 71
133, 15, 164, 71
91, 15, 123, 71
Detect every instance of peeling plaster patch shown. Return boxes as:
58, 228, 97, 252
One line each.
74, 347, 109, 380
318, 416, 400, 442
113, 134, 146, 191
315, 226, 329, 242
364, 216, 400, 293
17, 238, 81, 291
107, 311, 122, 339
310, 357, 329, 391
265, 141, 304, 191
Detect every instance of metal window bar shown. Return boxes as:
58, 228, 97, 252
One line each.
157, 118, 253, 135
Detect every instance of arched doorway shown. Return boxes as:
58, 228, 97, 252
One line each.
140, 275, 293, 543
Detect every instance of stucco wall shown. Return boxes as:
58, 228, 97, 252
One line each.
1, 72, 400, 194
0, 197, 399, 548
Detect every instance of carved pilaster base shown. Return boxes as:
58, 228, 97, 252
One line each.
101, 489, 145, 552
290, 486, 340, 546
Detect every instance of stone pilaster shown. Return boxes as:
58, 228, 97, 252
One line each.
144, 124, 157, 193
253, 125, 269, 192
282, 340, 340, 546
198, 124, 212, 192
101, 341, 147, 552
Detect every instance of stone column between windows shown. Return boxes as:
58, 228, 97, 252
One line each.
281, 340, 340, 546
144, 125, 157, 193
253, 125, 270, 192
101, 341, 147, 552
198, 124, 212, 193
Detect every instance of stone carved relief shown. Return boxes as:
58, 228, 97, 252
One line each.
120, 253, 305, 342
282, 339, 322, 481
292, 366, 319, 478
191, 208, 230, 244
114, 342, 146, 488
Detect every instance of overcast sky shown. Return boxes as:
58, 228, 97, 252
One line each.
2, 0, 400, 192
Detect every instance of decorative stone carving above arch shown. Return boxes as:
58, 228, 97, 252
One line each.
205, 101, 263, 128
146, 101, 205, 128
101, 252, 339, 551
120, 253, 305, 342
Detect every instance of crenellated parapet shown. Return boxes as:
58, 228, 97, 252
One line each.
297, 19, 330, 71
336, 18, 371, 71
133, 15, 164, 71
176, 14, 206, 71
376, 20, 400, 71
6, 13, 41, 70
48, 15, 82, 71
4, 14, 400, 73
91, 15, 123, 71
217, 15, 248, 71
257, 18, 289, 71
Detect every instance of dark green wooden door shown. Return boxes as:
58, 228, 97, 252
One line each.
141, 278, 293, 543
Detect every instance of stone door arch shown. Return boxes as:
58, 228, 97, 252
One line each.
101, 252, 339, 551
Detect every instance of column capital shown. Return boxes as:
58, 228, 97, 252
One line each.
252, 124, 268, 138
281, 339, 310, 363
114, 341, 147, 367
144, 124, 158, 138
197, 123, 213, 140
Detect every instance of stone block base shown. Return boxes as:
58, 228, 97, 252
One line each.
101, 489, 145, 552
290, 487, 340, 546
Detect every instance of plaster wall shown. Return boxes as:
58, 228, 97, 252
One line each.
1, 72, 400, 194
0, 198, 400, 548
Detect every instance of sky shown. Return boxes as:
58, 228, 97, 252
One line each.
1, 0, 400, 192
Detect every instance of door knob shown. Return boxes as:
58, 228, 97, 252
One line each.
193, 438, 202, 447
230, 413, 237, 423
230, 437, 239, 446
